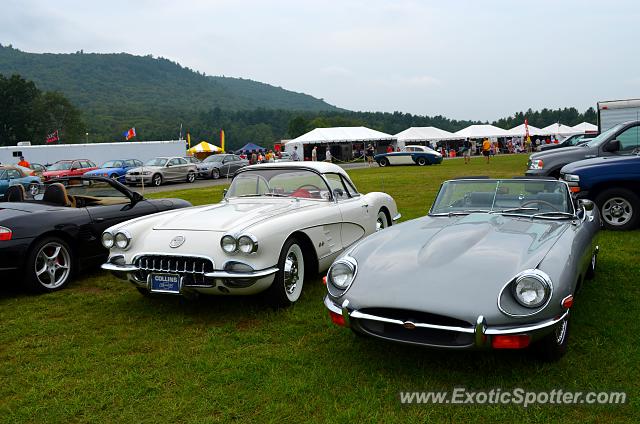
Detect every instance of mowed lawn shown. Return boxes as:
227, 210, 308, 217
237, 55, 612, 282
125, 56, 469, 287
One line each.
1, 154, 638, 423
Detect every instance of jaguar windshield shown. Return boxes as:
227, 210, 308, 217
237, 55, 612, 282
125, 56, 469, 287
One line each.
430, 179, 573, 217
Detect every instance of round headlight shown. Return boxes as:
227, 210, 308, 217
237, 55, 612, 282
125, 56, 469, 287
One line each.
513, 274, 549, 308
327, 257, 357, 297
221, 235, 237, 253
101, 232, 114, 249
238, 235, 256, 253
114, 231, 131, 249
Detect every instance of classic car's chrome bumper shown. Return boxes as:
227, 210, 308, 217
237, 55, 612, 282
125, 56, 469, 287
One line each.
324, 296, 568, 349
392, 213, 402, 222
101, 258, 279, 295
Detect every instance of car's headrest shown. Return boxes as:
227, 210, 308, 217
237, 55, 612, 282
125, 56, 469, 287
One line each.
4, 184, 26, 202
43, 183, 71, 206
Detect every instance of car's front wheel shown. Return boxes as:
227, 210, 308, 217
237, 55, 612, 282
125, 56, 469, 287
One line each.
534, 315, 570, 362
595, 188, 639, 230
110, 173, 119, 180
211, 168, 220, 179
23, 237, 73, 293
152, 174, 163, 187
265, 237, 305, 307
376, 210, 389, 231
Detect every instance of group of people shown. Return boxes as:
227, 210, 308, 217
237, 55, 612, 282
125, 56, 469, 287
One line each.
310, 146, 332, 162
239, 150, 280, 165
459, 138, 500, 164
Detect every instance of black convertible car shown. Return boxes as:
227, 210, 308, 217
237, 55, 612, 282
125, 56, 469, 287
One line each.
0, 176, 191, 292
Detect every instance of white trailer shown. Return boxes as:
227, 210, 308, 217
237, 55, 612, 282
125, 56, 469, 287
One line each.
598, 98, 640, 132
0, 140, 187, 167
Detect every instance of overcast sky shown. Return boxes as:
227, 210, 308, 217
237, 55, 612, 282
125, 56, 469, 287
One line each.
2, 0, 639, 121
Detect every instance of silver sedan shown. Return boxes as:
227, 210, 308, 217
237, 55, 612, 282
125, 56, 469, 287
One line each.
125, 157, 198, 187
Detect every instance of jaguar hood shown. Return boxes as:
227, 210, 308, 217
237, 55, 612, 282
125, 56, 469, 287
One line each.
344, 213, 570, 322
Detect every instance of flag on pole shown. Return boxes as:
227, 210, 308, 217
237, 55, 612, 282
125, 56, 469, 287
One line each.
220, 129, 225, 152
123, 127, 136, 141
46, 130, 59, 144
187, 132, 191, 149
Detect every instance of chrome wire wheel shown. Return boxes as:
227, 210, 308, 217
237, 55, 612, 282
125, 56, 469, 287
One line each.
283, 244, 304, 302
376, 210, 388, 231
34, 242, 71, 289
602, 196, 633, 227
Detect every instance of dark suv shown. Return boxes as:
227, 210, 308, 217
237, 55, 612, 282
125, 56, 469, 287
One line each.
526, 121, 640, 177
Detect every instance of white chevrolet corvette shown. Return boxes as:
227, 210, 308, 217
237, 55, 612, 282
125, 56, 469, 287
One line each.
101, 162, 400, 306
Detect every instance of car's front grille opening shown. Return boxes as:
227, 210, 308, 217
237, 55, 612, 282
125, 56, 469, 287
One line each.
134, 255, 215, 286
355, 308, 474, 347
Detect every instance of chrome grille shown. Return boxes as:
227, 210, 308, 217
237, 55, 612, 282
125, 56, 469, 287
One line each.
134, 255, 215, 286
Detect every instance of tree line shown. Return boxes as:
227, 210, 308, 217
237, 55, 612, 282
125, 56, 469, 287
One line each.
0, 73, 598, 150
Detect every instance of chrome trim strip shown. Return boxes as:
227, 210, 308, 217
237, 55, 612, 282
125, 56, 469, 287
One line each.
349, 310, 475, 334
484, 311, 569, 335
101, 262, 139, 272
475, 315, 487, 347
392, 213, 402, 222
204, 267, 278, 279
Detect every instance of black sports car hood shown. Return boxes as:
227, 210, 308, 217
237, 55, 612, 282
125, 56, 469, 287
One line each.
343, 213, 569, 322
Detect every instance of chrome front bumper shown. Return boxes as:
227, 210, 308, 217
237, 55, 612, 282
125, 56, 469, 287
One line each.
324, 296, 568, 349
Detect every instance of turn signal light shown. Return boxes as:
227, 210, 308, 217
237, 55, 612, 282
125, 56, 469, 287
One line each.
0, 226, 12, 241
322, 276, 327, 285
569, 186, 581, 193
561, 295, 574, 309
329, 310, 346, 327
492, 334, 530, 349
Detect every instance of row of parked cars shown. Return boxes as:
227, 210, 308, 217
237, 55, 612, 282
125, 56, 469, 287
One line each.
1, 159, 601, 361
526, 120, 640, 230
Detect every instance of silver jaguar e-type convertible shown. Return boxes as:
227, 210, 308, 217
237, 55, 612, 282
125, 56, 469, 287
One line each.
324, 177, 600, 361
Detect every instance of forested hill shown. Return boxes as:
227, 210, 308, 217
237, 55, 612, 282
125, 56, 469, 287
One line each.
0, 45, 339, 113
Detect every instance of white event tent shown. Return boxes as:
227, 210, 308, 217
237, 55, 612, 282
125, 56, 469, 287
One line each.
394, 126, 458, 148
540, 123, 578, 136
454, 124, 510, 139
571, 122, 598, 133
285, 126, 395, 160
505, 123, 544, 137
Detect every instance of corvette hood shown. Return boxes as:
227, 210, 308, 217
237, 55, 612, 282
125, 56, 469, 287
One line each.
151, 198, 320, 232
345, 213, 570, 321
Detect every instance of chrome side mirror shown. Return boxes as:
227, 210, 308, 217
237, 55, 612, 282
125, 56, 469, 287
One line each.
578, 198, 595, 211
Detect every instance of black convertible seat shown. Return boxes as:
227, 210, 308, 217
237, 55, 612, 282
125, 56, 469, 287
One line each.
4, 185, 26, 202
43, 183, 71, 206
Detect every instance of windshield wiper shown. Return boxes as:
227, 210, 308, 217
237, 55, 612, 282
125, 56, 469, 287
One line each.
530, 211, 575, 220
262, 193, 289, 197
431, 209, 490, 217
492, 207, 539, 213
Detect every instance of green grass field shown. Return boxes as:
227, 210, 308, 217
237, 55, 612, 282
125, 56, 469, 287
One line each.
1, 155, 638, 423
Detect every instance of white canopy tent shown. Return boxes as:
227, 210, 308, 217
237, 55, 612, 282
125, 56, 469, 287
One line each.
394, 126, 458, 149
539, 123, 578, 136
505, 123, 544, 137
571, 122, 598, 133
285, 126, 395, 159
454, 124, 509, 139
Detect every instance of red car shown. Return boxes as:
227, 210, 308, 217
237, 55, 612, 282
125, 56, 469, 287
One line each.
42, 159, 98, 181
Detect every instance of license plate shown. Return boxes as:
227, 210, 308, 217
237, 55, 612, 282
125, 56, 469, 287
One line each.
149, 273, 181, 293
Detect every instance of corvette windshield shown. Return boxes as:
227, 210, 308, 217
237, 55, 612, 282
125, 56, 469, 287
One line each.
430, 179, 573, 217
145, 158, 168, 167
227, 169, 330, 200
48, 162, 72, 171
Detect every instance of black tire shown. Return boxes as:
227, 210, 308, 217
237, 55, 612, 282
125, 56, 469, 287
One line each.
186, 172, 196, 183
211, 168, 221, 179
378, 158, 389, 167
109, 173, 119, 180
534, 315, 570, 362
595, 188, 640, 231
416, 157, 427, 166
264, 237, 305, 308
152, 174, 163, 187
23, 237, 74, 293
